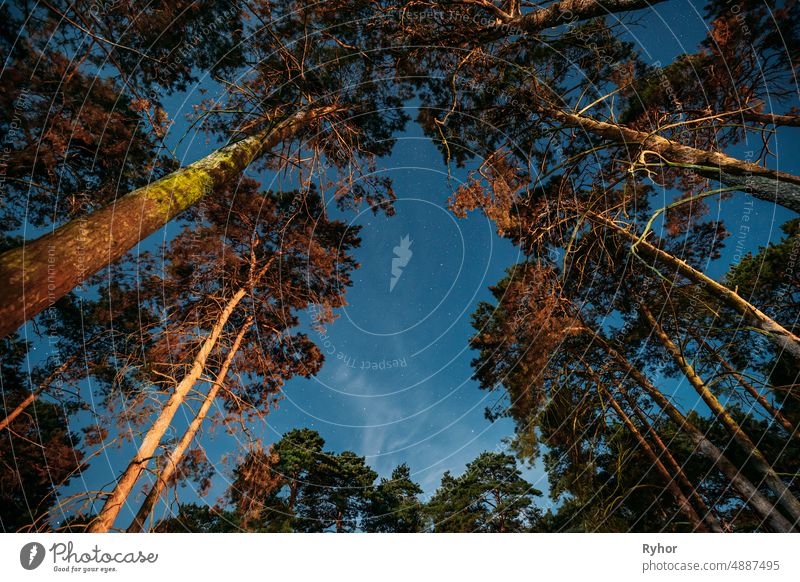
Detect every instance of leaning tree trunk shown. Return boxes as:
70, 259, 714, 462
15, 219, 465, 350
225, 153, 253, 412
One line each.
610, 376, 724, 532
639, 303, 800, 527
584, 363, 713, 532
0, 352, 81, 432
742, 111, 800, 128
551, 108, 800, 214
693, 333, 799, 441
587, 329, 796, 532
492, 0, 667, 35
87, 288, 247, 533
720, 359, 799, 441
0, 106, 334, 340
127, 319, 252, 532
590, 212, 800, 360
605, 387, 710, 531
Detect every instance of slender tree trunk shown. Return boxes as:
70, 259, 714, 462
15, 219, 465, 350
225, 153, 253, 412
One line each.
612, 380, 724, 532
723, 363, 798, 440
551, 108, 800, 213
741, 111, 800, 128
607, 387, 710, 531
586, 329, 795, 532
582, 363, 712, 531
639, 303, 800, 527
127, 320, 252, 532
87, 288, 247, 532
0, 353, 80, 432
695, 335, 799, 441
0, 107, 334, 340
0, 391, 39, 433
589, 212, 800, 360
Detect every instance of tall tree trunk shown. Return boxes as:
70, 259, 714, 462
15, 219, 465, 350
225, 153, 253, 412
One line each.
741, 111, 800, 128
87, 288, 247, 532
612, 379, 724, 532
0, 107, 334, 340
584, 363, 712, 532
498, 0, 667, 34
585, 328, 796, 532
639, 302, 800, 527
551, 108, 800, 213
606, 387, 710, 531
127, 319, 252, 532
723, 362, 799, 440
0, 353, 80, 432
589, 212, 800, 360
694, 334, 799, 441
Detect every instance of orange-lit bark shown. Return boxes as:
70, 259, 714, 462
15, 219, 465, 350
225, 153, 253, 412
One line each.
639, 302, 800, 528
587, 329, 795, 532
87, 288, 247, 532
589, 212, 800, 361
0, 354, 81, 432
0, 107, 334, 340
552, 109, 800, 214
127, 320, 252, 532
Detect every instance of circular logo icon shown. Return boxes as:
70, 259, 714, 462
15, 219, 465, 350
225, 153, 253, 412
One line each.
20, 542, 46, 570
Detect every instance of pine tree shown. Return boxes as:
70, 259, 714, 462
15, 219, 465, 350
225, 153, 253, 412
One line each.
86, 179, 360, 532
0, 335, 86, 531
365, 464, 425, 533
427, 452, 542, 532
0, 0, 406, 339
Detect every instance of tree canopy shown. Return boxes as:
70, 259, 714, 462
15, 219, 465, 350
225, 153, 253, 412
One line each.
1, 0, 798, 533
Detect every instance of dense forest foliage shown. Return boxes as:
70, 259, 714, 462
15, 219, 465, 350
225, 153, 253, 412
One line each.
1, 0, 798, 532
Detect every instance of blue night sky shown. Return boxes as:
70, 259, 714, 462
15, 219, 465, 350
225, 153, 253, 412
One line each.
44, 1, 798, 525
